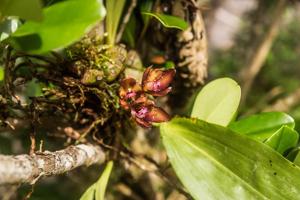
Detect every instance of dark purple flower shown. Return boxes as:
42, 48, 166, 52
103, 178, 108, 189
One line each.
142, 67, 176, 96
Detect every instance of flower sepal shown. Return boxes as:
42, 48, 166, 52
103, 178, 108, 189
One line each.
142, 67, 176, 96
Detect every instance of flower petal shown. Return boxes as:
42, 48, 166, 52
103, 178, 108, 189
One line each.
134, 94, 155, 106
144, 106, 170, 123
142, 67, 152, 83
148, 87, 172, 97
155, 69, 176, 90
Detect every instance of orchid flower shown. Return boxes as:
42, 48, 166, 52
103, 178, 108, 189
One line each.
119, 67, 175, 127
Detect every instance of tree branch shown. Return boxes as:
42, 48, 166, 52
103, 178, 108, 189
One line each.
264, 88, 300, 112
0, 144, 105, 185
239, 0, 287, 104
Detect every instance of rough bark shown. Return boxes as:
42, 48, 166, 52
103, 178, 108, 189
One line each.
0, 144, 105, 185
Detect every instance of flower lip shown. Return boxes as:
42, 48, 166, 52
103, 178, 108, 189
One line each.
126, 91, 137, 99
153, 82, 161, 92
131, 106, 148, 118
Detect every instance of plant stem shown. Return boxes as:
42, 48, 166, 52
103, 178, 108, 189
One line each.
116, 0, 137, 43
106, 0, 126, 45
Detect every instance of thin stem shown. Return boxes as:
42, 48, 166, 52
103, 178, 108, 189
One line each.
116, 0, 137, 43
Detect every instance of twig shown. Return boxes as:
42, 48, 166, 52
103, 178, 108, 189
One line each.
0, 144, 105, 185
121, 146, 192, 199
244, 86, 283, 115
12, 53, 57, 66
29, 100, 37, 155
239, 0, 287, 104
78, 117, 109, 142
29, 132, 36, 155
115, 183, 144, 200
23, 185, 35, 200
124, 155, 192, 199
3, 45, 17, 102
116, 0, 137, 43
263, 88, 300, 112
93, 137, 192, 199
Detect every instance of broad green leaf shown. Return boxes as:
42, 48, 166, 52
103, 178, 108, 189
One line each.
12, 0, 106, 53
160, 117, 300, 200
265, 126, 299, 154
105, 0, 126, 45
0, 0, 43, 22
95, 161, 113, 200
79, 184, 96, 200
229, 112, 295, 142
191, 78, 241, 126
141, 12, 188, 30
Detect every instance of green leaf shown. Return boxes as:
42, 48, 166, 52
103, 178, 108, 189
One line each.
191, 78, 241, 126
0, 0, 43, 22
294, 151, 300, 167
140, 0, 153, 25
229, 112, 295, 142
137, 0, 153, 41
286, 147, 300, 162
265, 126, 299, 154
12, 0, 106, 53
141, 12, 188, 31
79, 161, 113, 200
79, 184, 96, 200
160, 117, 300, 200
95, 161, 113, 200
105, 0, 126, 45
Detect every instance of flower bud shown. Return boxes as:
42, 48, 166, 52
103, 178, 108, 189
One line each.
142, 67, 175, 96
131, 104, 170, 128
144, 106, 170, 123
